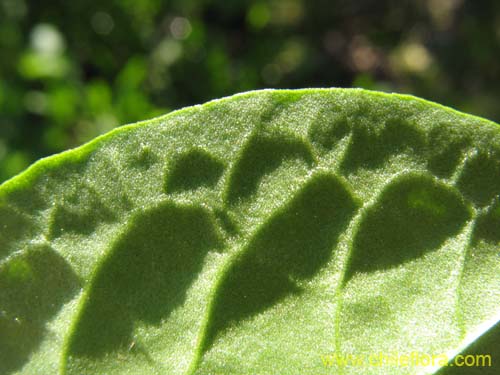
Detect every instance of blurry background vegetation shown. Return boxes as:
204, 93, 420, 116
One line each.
1, 0, 499, 182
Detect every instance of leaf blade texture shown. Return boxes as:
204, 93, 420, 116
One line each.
0, 89, 499, 375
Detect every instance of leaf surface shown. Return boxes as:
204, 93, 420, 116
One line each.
0, 89, 499, 375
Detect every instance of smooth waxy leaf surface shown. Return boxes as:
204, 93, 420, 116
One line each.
0, 89, 499, 375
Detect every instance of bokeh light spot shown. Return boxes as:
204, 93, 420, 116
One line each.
170, 17, 192, 40
91, 12, 114, 35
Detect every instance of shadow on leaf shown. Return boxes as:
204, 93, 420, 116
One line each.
225, 132, 315, 205
0, 245, 80, 374
344, 174, 471, 282
203, 173, 358, 351
165, 149, 225, 193
66, 202, 222, 358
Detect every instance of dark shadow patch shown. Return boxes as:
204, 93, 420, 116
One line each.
165, 149, 224, 193
426, 123, 469, 178
4, 188, 47, 213
214, 208, 239, 237
258, 93, 303, 125
457, 148, 500, 207
340, 118, 425, 173
48, 185, 117, 239
67, 202, 222, 357
0, 245, 80, 374
225, 133, 315, 205
344, 174, 471, 282
308, 111, 350, 152
471, 198, 500, 245
341, 296, 393, 332
0, 206, 33, 259
203, 173, 358, 351
129, 145, 157, 170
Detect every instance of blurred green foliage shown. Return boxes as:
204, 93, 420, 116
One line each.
1, 0, 499, 182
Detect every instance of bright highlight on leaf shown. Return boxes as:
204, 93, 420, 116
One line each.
0, 89, 499, 375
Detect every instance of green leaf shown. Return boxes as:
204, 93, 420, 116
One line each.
1, 89, 499, 375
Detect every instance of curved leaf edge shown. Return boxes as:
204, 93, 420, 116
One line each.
1, 88, 499, 375
1, 88, 498, 197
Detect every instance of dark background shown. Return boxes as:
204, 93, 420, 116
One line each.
1, 0, 499, 182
